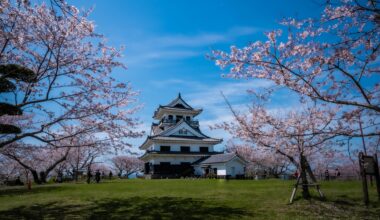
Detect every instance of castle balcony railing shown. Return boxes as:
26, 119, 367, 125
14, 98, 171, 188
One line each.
145, 150, 222, 155
159, 119, 199, 127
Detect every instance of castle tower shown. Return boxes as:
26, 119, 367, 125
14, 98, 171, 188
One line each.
139, 93, 223, 178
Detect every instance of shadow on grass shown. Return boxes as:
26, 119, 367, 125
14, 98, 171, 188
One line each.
290, 195, 380, 219
0, 185, 63, 197
0, 196, 250, 219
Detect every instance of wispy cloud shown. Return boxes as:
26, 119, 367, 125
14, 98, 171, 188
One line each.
126, 49, 201, 66
125, 26, 261, 66
150, 26, 260, 48
152, 33, 228, 48
187, 80, 273, 107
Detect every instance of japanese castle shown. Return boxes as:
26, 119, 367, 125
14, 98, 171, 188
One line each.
140, 93, 223, 178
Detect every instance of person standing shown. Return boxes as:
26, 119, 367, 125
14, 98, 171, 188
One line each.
57, 171, 63, 183
87, 169, 92, 184
95, 170, 101, 183
294, 170, 299, 179
109, 171, 113, 180
324, 169, 330, 181
335, 168, 341, 179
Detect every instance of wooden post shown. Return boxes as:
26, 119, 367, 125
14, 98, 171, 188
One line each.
306, 160, 325, 199
373, 154, 380, 200
359, 152, 369, 206
289, 175, 301, 204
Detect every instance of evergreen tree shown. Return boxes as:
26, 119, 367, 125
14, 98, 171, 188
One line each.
0, 64, 35, 134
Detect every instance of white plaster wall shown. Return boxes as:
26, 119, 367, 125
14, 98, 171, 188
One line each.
226, 159, 246, 177
198, 160, 245, 177
152, 143, 160, 151
211, 164, 226, 175
217, 168, 227, 176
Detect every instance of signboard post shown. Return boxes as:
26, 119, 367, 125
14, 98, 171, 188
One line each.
358, 152, 380, 206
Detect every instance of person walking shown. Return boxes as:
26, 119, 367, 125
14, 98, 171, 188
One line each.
95, 170, 101, 183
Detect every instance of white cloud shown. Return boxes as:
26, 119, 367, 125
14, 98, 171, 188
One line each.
125, 26, 261, 66
187, 80, 273, 107
150, 26, 260, 48
152, 33, 228, 48
126, 49, 200, 66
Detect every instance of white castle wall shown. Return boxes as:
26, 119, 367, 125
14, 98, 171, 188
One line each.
193, 158, 246, 177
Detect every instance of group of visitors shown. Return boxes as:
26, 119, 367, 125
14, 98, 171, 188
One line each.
324, 168, 341, 181
86, 170, 113, 184
293, 168, 341, 180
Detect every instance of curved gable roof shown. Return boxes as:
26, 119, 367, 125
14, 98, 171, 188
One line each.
157, 119, 209, 138
196, 153, 248, 165
165, 93, 193, 109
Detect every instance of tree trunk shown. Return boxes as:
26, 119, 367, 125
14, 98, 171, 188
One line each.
31, 170, 42, 184
300, 155, 310, 199
39, 171, 47, 183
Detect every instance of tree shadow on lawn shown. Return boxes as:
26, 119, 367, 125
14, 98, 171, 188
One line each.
0, 196, 251, 219
0, 185, 63, 197
290, 195, 380, 218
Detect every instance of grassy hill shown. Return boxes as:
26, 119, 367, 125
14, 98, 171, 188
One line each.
0, 179, 379, 219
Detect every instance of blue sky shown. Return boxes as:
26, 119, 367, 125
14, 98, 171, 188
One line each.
69, 0, 325, 153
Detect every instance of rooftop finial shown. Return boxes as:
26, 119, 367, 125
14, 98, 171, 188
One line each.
178, 92, 181, 98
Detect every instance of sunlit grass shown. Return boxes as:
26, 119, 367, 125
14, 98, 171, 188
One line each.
0, 179, 378, 219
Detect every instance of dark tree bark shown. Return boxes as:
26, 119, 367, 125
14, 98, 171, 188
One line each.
4, 148, 70, 184
300, 155, 311, 199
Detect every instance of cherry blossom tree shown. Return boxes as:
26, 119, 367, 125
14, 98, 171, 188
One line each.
1, 143, 70, 184
314, 150, 361, 180
0, 154, 27, 183
53, 132, 110, 182
1, 126, 110, 184
0, 0, 142, 150
211, 0, 380, 138
214, 93, 341, 199
90, 163, 112, 176
226, 141, 291, 178
64, 145, 101, 182
111, 155, 143, 178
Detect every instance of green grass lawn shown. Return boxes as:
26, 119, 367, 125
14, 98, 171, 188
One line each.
0, 179, 379, 219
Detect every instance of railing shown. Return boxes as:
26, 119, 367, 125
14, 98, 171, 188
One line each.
161, 119, 175, 124
189, 120, 199, 127
159, 119, 199, 127
146, 150, 220, 155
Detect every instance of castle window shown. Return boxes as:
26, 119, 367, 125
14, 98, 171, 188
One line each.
179, 129, 187, 135
200, 147, 209, 153
181, 146, 190, 152
176, 115, 183, 122
168, 115, 173, 121
186, 116, 191, 121
160, 146, 170, 152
